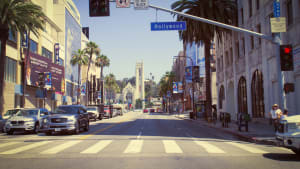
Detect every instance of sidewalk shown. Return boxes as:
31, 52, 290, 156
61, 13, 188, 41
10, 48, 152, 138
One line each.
173, 111, 277, 145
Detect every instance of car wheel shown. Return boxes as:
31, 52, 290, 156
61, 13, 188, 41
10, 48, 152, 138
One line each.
98, 115, 102, 120
7, 130, 14, 135
73, 122, 80, 134
34, 123, 40, 134
84, 121, 89, 132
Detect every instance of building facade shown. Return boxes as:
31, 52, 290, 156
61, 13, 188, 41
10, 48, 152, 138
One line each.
216, 0, 300, 122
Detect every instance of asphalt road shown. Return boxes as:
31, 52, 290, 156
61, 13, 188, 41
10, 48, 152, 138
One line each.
0, 111, 299, 169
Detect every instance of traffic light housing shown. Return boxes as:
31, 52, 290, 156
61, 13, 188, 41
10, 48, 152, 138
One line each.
280, 45, 294, 71
89, 0, 110, 17
38, 72, 45, 87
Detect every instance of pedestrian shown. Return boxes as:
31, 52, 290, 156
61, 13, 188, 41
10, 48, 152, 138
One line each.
269, 104, 277, 125
280, 109, 288, 120
273, 104, 282, 132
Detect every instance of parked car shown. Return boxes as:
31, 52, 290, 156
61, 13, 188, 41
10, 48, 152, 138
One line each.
3, 108, 21, 120
143, 109, 148, 113
86, 106, 99, 121
103, 106, 111, 118
39, 105, 89, 135
149, 108, 155, 113
4, 108, 50, 135
276, 115, 300, 156
0, 115, 5, 132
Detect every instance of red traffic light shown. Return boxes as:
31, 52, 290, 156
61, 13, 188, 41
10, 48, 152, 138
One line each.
284, 47, 291, 54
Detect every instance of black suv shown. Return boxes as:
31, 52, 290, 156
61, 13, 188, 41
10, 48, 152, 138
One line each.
39, 105, 89, 135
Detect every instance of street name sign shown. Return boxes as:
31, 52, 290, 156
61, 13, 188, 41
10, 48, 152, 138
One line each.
273, 0, 280, 17
270, 17, 286, 33
151, 21, 186, 31
116, 0, 130, 8
134, 0, 148, 10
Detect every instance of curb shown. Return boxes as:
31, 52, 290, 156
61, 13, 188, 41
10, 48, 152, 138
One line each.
174, 115, 277, 146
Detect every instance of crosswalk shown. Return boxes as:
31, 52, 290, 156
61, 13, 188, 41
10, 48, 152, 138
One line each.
0, 139, 293, 156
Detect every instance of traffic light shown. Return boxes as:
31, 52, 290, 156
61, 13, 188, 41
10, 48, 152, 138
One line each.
89, 0, 110, 17
38, 72, 45, 87
280, 45, 294, 71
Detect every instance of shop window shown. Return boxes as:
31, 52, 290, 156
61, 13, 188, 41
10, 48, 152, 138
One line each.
4, 57, 17, 83
42, 47, 53, 60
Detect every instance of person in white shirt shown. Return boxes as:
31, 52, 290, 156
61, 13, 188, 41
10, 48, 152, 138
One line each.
273, 104, 282, 132
269, 104, 277, 125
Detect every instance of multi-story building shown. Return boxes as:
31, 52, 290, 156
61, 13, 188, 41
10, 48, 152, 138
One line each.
216, 0, 300, 122
2, 0, 84, 114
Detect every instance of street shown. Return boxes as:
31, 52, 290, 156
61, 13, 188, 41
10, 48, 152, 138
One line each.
0, 111, 299, 169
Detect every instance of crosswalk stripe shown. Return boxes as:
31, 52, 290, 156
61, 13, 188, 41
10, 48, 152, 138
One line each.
124, 140, 144, 153
0, 141, 51, 154
0, 142, 20, 148
227, 142, 268, 154
80, 140, 112, 154
41, 141, 81, 154
163, 140, 183, 153
194, 141, 225, 153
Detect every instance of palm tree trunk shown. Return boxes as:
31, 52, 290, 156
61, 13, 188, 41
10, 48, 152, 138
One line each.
77, 65, 81, 104
86, 49, 93, 105
0, 27, 9, 112
204, 39, 212, 121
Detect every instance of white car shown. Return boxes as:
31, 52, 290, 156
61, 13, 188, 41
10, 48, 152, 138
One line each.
276, 115, 300, 155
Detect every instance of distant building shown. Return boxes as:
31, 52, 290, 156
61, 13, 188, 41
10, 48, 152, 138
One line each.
135, 62, 145, 109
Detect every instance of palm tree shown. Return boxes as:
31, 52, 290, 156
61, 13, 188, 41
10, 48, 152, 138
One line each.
104, 73, 120, 104
0, 0, 45, 111
159, 71, 176, 112
70, 49, 89, 104
171, 0, 236, 119
95, 54, 110, 104
85, 41, 100, 105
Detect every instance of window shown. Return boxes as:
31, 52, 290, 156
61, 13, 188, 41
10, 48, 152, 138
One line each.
241, 8, 244, 24
242, 37, 245, 56
251, 70, 265, 118
287, 0, 293, 25
257, 24, 261, 45
219, 86, 225, 109
235, 42, 240, 59
29, 39, 38, 54
8, 29, 17, 43
230, 47, 233, 65
42, 47, 53, 60
4, 57, 17, 83
251, 36, 254, 50
238, 77, 248, 114
225, 51, 229, 65
249, 0, 252, 17
256, 0, 259, 10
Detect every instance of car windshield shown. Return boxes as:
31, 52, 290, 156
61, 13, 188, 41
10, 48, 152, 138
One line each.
4, 109, 20, 116
53, 107, 79, 114
16, 110, 38, 117
87, 107, 97, 111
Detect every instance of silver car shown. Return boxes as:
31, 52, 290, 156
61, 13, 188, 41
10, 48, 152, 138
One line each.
4, 108, 50, 135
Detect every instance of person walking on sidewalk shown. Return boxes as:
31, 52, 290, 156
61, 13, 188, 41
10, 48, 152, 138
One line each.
269, 104, 277, 125
273, 104, 282, 132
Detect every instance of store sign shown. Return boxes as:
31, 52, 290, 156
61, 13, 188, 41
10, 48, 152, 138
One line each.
173, 82, 183, 94
44, 72, 52, 89
54, 43, 60, 63
26, 52, 64, 93
270, 17, 286, 33
185, 66, 193, 83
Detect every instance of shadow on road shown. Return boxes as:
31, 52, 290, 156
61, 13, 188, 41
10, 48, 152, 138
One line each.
263, 153, 300, 161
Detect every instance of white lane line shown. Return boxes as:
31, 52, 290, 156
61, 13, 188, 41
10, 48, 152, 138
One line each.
80, 140, 112, 154
41, 140, 81, 154
227, 142, 268, 154
123, 140, 144, 153
0, 141, 51, 154
0, 142, 20, 148
137, 132, 142, 139
194, 141, 225, 153
163, 140, 183, 154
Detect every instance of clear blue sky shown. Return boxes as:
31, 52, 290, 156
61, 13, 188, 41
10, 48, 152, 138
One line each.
73, 0, 183, 82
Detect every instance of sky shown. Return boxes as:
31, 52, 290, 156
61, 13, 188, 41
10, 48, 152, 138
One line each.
72, 0, 183, 83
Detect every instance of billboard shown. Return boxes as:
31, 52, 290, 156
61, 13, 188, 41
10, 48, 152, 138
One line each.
173, 82, 183, 94
185, 42, 205, 77
25, 51, 64, 93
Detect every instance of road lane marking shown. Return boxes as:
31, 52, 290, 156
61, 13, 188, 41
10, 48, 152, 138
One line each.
124, 140, 144, 153
163, 140, 183, 153
227, 142, 268, 154
80, 140, 112, 154
41, 140, 81, 154
0, 142, 20, 148
194, 141, 225, 153
137, 132, 142, 139
0, 141, 51, 154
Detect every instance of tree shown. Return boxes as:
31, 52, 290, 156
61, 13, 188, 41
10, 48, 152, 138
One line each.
104, 73, 120, 104
171, 0, 236, 119
95, 54, 110, 104
70, 49, 89, 104
159, 71, 176, 112
85, 41, 100, 105
0, 0, 45, 111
